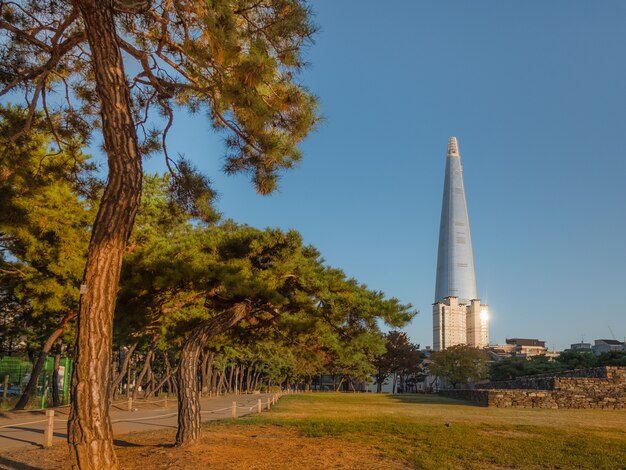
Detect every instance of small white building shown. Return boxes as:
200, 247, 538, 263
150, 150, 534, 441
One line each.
593, 339, 625, 356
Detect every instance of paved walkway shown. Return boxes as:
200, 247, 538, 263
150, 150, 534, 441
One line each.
0, 394, 275, 452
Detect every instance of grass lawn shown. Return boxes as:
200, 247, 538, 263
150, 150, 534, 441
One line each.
234, 393, 626, 469
4, 393, 626, 469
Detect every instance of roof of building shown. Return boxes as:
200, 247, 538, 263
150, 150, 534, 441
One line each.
595, 339, 624, 346
506, 338, 546, 347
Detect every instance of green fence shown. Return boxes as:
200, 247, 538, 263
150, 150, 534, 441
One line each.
0, 355, 73, 408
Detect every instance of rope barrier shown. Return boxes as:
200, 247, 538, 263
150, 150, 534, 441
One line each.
111, 398, 168, 406
0, 419, 47, 429
200, 406, 231, 414
1, 403, 71, 414
111, 412, 178, 423
129, 398, 168, 405
0, 394, 282, 431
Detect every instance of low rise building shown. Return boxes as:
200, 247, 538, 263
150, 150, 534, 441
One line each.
593, 339, 625, 356
487, 338, 558, 359
569, 342, 593, 353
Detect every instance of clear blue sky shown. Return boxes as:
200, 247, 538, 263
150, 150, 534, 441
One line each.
137, 1, 626, 350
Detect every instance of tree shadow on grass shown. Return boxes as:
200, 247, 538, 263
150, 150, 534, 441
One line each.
112, 439, 175, 449
0, 455, 42, 470
386, 393, 480, 407
113, 439, 143, 448
156, 443, 176, 449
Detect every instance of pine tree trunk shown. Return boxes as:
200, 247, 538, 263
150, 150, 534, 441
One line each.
14, 311, 75, 410
210, 367, 218, 394
147, 369, 175, 399
205, 356, 214, 394
216, 370, 225, 394
251, 365, 259, 391
133, 349, 154, 399
200, 352, 209, 396
175, 302, 252, 446
253, 371, 260, 391
127, 359, 132, 396
226, 366, 234, 393
244, 365, 251, 393
68, 2, 143, 468
144, 361, 154, 397
111, 343, 138, 398
147, 352, 175, 399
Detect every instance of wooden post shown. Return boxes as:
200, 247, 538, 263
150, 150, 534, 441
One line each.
44, 409, 54, 448
127, 396, 133, 411
164, 394, 168, 407
231, 401, 237, 419
267, 398, 271, 411
2, 375, 8, 399
257, 398, 262, 414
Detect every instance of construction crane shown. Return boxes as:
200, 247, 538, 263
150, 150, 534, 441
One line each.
608, 326, 616, 340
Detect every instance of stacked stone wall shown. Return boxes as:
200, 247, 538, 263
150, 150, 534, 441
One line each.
439, 367, 626, 409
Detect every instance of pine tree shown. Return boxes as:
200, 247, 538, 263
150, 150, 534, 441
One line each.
0, 106, 96, 410
1, 2, 318, 466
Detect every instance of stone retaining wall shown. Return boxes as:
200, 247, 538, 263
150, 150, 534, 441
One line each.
482, 366, 626, 390
440, 367, 626, 409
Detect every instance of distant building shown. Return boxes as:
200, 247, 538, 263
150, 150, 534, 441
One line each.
432, 137, 488, 350
505, 338, 552, 358
569, 342, 593, 353
592, 339, 625, 356
433, 296, 489, 350
486, 343, 516, 359
487, 338, 558, 359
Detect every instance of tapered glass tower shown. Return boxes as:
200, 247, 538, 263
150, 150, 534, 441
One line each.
433, 137, 488, 351
434, 137, 477, 304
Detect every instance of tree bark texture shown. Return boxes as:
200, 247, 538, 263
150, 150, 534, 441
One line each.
13, 311, 75, 411
175, 302, 252, 446
68, 1, 143, 468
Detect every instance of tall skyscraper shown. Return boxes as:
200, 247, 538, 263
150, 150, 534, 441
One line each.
433, 137, 488, 351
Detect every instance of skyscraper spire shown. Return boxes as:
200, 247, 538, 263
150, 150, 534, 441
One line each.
435, 137, 477, 304
447, 136, 460, 157
433, 137, 488, 351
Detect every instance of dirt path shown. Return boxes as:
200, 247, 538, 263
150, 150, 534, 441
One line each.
0, 393, 273, 452
1, 423, 405, 470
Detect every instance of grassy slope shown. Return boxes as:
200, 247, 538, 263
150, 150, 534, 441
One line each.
230, 393, 626, 469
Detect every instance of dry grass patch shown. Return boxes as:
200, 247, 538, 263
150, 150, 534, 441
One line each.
3, 393, 626, 469
0, 423, 405, 470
